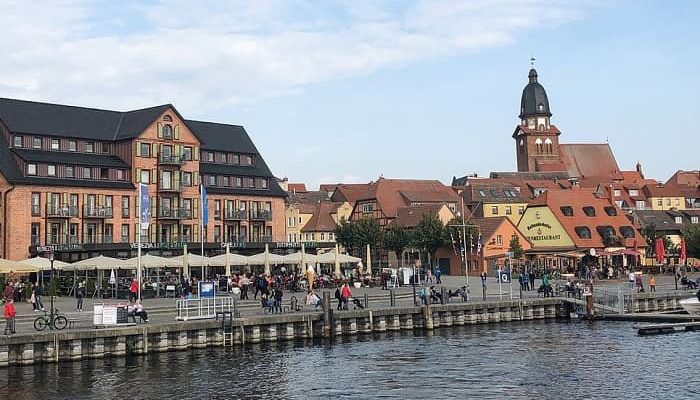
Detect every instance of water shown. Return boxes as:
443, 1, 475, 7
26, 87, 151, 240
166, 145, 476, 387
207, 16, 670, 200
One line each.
0, 321, 697, 400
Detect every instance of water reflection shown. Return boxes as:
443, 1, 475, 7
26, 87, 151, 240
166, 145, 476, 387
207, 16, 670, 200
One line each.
0, 321, 697, 399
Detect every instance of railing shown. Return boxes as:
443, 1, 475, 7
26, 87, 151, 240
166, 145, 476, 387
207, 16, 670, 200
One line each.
175, 297, 233, 321
121, 235, 130, 243
261, 235, 273, 242
83, 206, 113, 218
31, 205, 40, 216
225, 235, 247, 243
158, 182, 182, 192
46, 205, 79, 218
223, 209, 248, 220
158, 153, 184, 165
249, 210, 272, 221
158, 208, 192, 219
31, 235, 40, 245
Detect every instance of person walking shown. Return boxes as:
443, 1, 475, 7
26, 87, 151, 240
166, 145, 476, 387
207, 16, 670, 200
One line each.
434, 267, 442, 285
529, 271, 536, 291
649, 275, 656, 293
76, 282, 85, 311
273, 286, 283, 313
340, 282, 352, 311
335, 286, 343, 310
480, 271, 488, 300
4, 299, 16, 335
129, 278, 139, 302
34, 283, 45, 311
240, 274, 250, 300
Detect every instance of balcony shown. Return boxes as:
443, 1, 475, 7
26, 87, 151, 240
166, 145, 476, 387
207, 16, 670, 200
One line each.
46, 235, 82, 245
82, 234, 109, 244
261, 235, 273, 242
83, 206, 113, 219
158, 153, 184, 166
31, 205, 40, 216
158, 207, 192, 220
249, 210, 272, 221
121, 235, 130, 243
223, 209, 248, 220
224, 235, 247, 243
46, 205, 79, 218
158, 182, 182, 193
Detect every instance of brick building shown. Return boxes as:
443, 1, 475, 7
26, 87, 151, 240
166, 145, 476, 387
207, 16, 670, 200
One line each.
0, 98, 286, 262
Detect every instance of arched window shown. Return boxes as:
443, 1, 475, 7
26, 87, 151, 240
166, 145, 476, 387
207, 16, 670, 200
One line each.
535, 138, 543, 154
544, 138, 553, 154
538, 103, 544, 112
519, 139, 524, 153
163, 115, 173, 122
162, 124, 173, 139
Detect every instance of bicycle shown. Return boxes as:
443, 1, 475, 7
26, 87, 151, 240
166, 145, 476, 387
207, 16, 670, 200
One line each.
34, 309, 69, 331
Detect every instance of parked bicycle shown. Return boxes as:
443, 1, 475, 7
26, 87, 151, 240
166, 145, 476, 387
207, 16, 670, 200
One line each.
34, 309, 69, 331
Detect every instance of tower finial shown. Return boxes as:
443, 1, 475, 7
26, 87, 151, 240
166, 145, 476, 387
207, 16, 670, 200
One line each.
530, 56, 536, 68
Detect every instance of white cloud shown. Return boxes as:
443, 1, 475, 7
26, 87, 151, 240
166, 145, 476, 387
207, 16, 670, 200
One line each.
0, 0, 596, 114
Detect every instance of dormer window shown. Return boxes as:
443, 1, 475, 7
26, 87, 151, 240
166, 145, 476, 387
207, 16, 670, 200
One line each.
575, 226, 592, 239
163, 124, 173, 139
33, 137, 42, 149
85, 142, 94, 153
13, 136, 23, 147
619, 226, 635, 239
538, 103, 544, 111
27, 163, 36, 175
675, 216, 682, 224
560, 206, 574, 217
583, 206, 596, 217
604, 206, 617, 216
51, 139, 60, 150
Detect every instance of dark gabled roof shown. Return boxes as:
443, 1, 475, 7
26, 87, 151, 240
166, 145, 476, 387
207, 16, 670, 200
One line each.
184, 120, 258, 153
519, 68, 551, 119
205, 185, 287, 198
12, 149, 129, 168
0, 98, 170, 141
14, 177, 134, 190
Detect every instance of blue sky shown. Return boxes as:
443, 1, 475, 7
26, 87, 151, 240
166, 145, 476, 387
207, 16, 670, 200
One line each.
1, 1, 697, 188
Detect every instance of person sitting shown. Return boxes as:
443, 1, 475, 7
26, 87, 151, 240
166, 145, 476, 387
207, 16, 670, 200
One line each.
681, 275, 698, 289
305, 289, 322, 311
351, 298, 365, 310
260, 293, 274, 312
447, 286, 469, 302
134, 300, 149, 323
430, 286, 443, 304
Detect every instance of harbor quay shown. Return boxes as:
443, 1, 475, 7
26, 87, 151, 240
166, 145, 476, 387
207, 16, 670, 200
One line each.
0, 280, 687, 368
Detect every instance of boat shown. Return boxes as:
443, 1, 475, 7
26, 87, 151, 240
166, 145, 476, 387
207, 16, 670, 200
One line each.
679, 297, 700, 315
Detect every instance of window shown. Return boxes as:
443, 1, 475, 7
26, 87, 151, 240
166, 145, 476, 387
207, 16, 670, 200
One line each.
361, 203, 374, 213
221, 153, 227, 163
629, 189, 639, 197
140, 170, 150, 184
560, 206, 574, 217
288, 217, 294, 227
261, 179, 268, 189
33, 137, 42, 149
163, 115, 173, 122
31, 193, 40, 216
692, 216, 699, 224
138, 143, 150, 157
13, 136, 23, 147
83, 167, 92, 179
491, 206, 499, 215
102, 143, 110, 153
478, 190, 486, 197
235, 177, 242, 187
85, 142, 94, 153
209, 175, 216, 186
31, 223, 41, 245
496, 235, 503, 245
518, 206, 525, 215
505, 206, 512, 215
619, 226, 635, 239
182, 172, 192, 186
121, 224, 130, 243
65, 166, 74, 178
575, 226, 592, 239
51, 139, 60, 150
222, 176, 229, 187
244, 155, 252, 165
320, 233, 325, 241
47, 165, 56, 176
675, 216, 682, 224
161, 171, 172, 190
544, 138, 553, 154
666, 199, 672, 206
535, 138, 543, 154
27, 163, 37, 175
613, 189, 621, 197
117, 169, 124, 180
163, 124, 173, 139
100, 168, 109, 180
68, 140, 77, 151
183, 147, 192, 161
248, 178, 255, 188
232, 154, 240, 164
207, 152, 214, 162
636, 201, 646, 209
604, 206, 617, 216
122, 196, 130, 218
582, 206, 596, 217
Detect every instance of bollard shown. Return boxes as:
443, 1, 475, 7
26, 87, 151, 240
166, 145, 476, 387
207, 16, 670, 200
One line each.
233, 299, 240, 318
364, 293, 369, 309
390, 289, 396, 307
441, 287, 447, 304
322, 292, 332, 338
425, 289, 431, 305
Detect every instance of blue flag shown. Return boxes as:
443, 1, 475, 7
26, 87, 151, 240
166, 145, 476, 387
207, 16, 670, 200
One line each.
200, 184, 208, 226
140, 183, 150, 229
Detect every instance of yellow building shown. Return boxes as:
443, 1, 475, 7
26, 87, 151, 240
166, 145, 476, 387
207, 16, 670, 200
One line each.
299, 201, 352, 242
285, 202, 316, 242
460, 183, 529, 224
643, 184, 686, 211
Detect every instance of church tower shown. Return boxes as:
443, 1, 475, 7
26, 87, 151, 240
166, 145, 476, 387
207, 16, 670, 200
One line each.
513, 65, 562, 172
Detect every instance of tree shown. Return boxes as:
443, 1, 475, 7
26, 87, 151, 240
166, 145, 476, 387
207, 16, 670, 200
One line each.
335, 217, 382, 258
382, 225, 413, 267
335, 217, 357, 254
413, 214, 448, 267
508, 235, 524, 260
682, 225, 700, 258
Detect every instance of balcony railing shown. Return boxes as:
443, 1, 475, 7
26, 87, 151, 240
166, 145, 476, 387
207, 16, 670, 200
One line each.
223, 209, 248, 220
250, 210, 272, 221
224, 235, 247, 243
46, 205, 79, 218
31, 205, 40, 216
158, 153, 184, 165
46, 235, 88, 245
83, 206, 113, 218
158, 182, 182, 192
158, 207, 192, 220
31, 235, 40, 245
261, 235, 273, 242
121, 235, 130, 243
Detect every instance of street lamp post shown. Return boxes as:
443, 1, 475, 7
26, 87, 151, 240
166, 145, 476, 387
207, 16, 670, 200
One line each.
49, 251, 55, 329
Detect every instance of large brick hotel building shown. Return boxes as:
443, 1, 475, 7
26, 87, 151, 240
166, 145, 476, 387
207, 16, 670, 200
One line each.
0, 98, 286, 262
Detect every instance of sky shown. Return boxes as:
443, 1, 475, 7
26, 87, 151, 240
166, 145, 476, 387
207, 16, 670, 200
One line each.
1, 0, 698, 188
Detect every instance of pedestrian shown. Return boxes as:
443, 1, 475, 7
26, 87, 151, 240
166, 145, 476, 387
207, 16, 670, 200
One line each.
273, 286, 283, 313
134, 299, 149, 323
426, 269, 433, 284
649, 275, 656, 293
129, 278, 139, 302
628, 271, 635, 291
341, 282, 352, 311
34, 283, 45, 311
3, 281, 13, 302
76, 282, 84, 311
240, 274, 250, 300
335, 286, 343, 310
434, 267, 442, 285
529, 271, 536, 291
4, 299, 16, 335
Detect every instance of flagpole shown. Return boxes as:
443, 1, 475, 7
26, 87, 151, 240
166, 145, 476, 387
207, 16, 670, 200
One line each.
201, 184, 205, 281
137, 183, 142, 301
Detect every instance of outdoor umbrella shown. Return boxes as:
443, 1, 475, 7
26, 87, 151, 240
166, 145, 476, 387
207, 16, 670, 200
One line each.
182, 243, 189, 279
170, 253, 210, 267
246, 251, 285, 265
125, 254, 181, 269
70, 255, 129, 270
655, 238, 666, 264
209, 253, 249, 267
20, 256, 69, 271
263, 243, 271, 276
281, 251, 318, 265
680, 238, 687, 265
0, 258, 38, 274
366, 243, 372, 276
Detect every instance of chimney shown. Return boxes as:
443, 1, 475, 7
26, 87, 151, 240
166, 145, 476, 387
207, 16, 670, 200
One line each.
636, 162, 644, 179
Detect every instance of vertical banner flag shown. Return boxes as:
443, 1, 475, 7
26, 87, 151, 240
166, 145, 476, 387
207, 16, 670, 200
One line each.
200, 184, 208, 226
140, 183, 150, 230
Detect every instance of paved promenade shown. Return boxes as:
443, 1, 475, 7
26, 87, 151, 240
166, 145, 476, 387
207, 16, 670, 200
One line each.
4, 272, 698, 334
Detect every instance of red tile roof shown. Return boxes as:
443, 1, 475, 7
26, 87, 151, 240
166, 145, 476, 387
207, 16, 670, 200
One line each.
512, 124, 561, 138
642, 184, 685, 198
300, 202, 341, 232
287, 183, 307, 193
528, 188, 645, 249
358, 178, 459, 217
559, 143, 622, 180
331, 183, 371, 203
390, 204, 448, 227
665, 170, 700, 188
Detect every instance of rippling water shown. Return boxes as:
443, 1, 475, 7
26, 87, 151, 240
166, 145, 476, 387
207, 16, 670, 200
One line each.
0, 321, 697, 399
